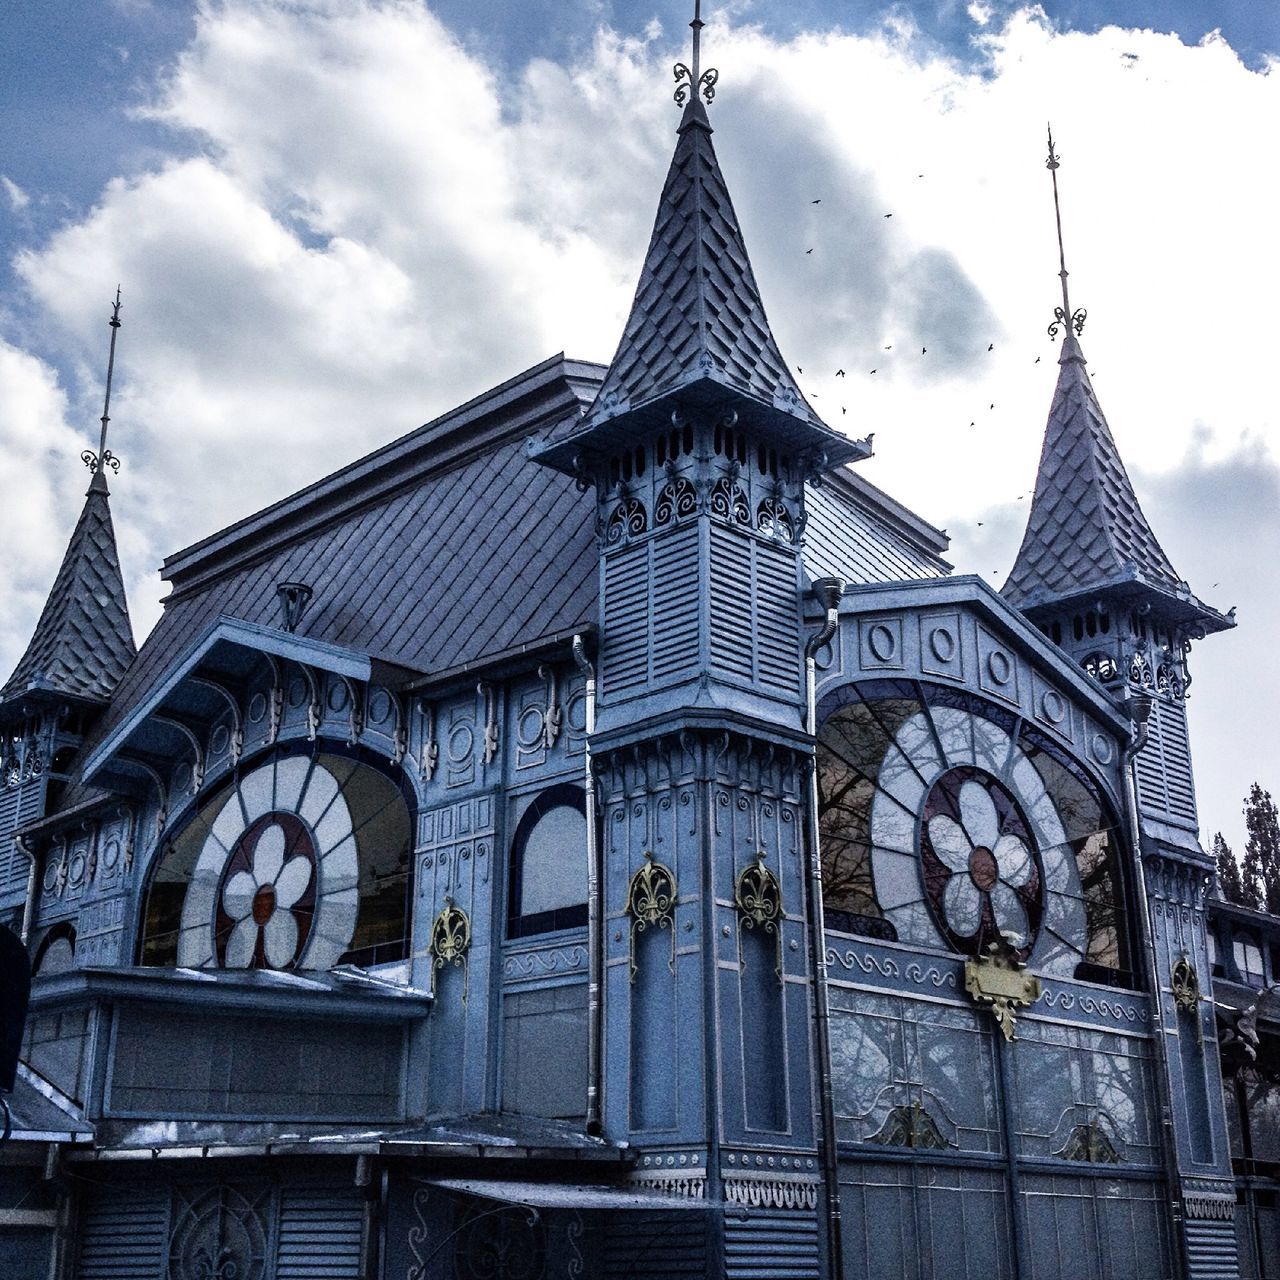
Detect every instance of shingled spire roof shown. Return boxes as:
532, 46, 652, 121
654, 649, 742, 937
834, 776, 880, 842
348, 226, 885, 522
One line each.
2, 291, 136, 711
1, 477, 136, 706
536, 23, 868, 474
1003, 332, 1188, 611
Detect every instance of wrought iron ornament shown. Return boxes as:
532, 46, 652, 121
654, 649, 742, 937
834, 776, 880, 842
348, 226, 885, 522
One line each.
430, 896, 472, 1000
1045, 126, 1087, 340
1171, 952, 1200, 1014
626, 850, 677, 981
735, 851, 783, 981
673, 0, 719, 107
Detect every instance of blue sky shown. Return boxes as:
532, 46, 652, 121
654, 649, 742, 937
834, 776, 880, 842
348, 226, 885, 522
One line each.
1, 1, 1277, 851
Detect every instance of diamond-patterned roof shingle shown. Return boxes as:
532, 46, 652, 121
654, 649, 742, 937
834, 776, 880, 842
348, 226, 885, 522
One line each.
582, 99, 817, 429
1003, 333, 1192, 612
2, 473, 136, 705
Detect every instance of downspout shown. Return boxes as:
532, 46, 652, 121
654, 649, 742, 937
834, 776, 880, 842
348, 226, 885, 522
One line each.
803, 577, 846, 1280
573, 635, 604, 1136
17, 835, 39, 945
1121, 692, 1188, 1280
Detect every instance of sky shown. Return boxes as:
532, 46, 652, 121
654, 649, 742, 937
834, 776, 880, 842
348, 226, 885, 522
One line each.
1, 0, 1277, 856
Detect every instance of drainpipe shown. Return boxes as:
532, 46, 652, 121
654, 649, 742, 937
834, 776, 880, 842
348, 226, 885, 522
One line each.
1122, 691, 1187, 1280
573, 635, 604, 1136
17, 834, 39, 945
803, 577, 846, 1280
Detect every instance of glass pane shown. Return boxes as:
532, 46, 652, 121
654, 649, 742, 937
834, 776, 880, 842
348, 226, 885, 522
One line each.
520, 804, 587, 917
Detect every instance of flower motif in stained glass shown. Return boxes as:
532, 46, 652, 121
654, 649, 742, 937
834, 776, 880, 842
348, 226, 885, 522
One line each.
216, 814, 316, 968
921, 768, 1043, 957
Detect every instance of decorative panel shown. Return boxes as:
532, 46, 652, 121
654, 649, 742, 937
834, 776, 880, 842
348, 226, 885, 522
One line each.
976, 625, 1020, 704
919, 611, 962, 681
858, 617, 904, 672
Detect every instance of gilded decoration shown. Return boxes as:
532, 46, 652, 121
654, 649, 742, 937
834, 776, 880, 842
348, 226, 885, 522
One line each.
869, 1101, 952, 1151
1171, 952, 1200, 1014
963, 935, 1042, 1041
1056, 1117, 1122, 1164
430, 896, 472, 1001
735, 852, 783, 981
626, 850, 677, 982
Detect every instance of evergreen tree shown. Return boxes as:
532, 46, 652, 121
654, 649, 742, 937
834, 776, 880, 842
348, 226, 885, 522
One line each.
1213, 832, 1251, 907
1241, 783, 1280, 916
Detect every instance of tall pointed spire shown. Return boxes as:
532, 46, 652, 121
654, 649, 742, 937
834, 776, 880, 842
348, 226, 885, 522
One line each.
537, 2, 867, 474
1002, 133, 1226, 630
1, 295, 136, 708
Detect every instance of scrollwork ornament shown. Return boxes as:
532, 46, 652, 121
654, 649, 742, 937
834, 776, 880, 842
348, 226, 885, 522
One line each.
81, 448, 122, 475
710, 477, 750, 525
1171, 952, 1200, 1015
605, 494, 648, 543
735, 852, 783, 982
673, 61, 719, 107
626, 850, 677, 982
654, 477, 697, 525
430, 896, 472, 1001
1048, 305, 1087, 339
756, 497, 795, 542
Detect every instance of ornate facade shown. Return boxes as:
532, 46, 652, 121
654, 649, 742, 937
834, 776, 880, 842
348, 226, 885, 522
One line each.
1, 11, 1272, 1280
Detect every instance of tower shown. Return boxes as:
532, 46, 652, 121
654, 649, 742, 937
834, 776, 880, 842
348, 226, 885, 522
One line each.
534, 6, 867, 1272
1003, 131, 1238, 1271
0, 293, 136, 933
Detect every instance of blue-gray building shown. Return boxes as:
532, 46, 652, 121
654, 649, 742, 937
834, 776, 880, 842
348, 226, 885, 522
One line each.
2, 15, 1275, 1280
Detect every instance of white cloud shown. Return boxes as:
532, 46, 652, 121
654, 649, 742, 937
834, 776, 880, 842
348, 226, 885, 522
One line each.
3, 0, 1276, 840
1, 176, 30, 212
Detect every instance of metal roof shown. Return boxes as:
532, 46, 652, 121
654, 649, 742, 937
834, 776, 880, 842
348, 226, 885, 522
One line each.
1, 474, 136, 710
1002, 333, 1224, 627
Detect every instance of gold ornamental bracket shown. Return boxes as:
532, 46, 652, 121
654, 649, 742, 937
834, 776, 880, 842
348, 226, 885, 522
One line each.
735, 851, 783, 982
964, 934, 1042, 1041
429, 896, 472, 1001
626, 850, 677, 982
1171, 953, 1200, 1014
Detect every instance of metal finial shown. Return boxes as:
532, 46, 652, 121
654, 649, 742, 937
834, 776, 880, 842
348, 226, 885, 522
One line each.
1045, 126, 1086, 340
82, 287, 124, 477
673, 0, 719, 108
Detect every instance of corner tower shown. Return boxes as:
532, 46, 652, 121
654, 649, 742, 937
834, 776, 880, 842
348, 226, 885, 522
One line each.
1004, 131, 1239, 1271
0, 293, 136, 926
534, 8, 866, 1274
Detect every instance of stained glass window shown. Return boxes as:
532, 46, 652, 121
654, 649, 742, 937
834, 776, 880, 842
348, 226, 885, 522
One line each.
816, 680, 1131, 985
141, 748, 413, 971
507, 784, 588, 938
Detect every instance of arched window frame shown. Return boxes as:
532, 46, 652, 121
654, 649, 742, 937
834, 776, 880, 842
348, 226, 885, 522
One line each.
506, 782, 589, 940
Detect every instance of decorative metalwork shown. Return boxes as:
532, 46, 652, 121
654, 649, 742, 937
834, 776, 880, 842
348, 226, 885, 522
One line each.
168, 1184, 269, 1280
538, 664, 562, 749
80, 447, 121, 475
1082, 651, 1119, 684
710, 477, 750, 525
963, 934, 1043, 1041
430, 896, 472, 999
626, 850, 677, 982
1056, 1117, 1122, 1163
735, 852, 783, 981
82, 287, 125, 477
419, 699, 439, 781
869, 1101, 952, 1150
1044, 126, 1087, 340
478, 681, 499, 764
673, 0, 718, 107
276, 581, 313, 633
453, 1201, 546, 1280
1128, 645, 1154, 689
654, 476, 697, 525
755, 497, 794, 542
1172, 952, 1200, 1014
605, 493, 648, 542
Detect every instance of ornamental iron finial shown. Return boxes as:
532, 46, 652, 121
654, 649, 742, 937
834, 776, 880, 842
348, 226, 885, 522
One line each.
1045, 126, 1086, 340
82, 287, 124, 478
673, 0, 719, 108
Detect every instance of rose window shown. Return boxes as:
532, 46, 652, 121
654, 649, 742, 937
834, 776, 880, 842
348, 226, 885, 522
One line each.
921, 767, 1043, 956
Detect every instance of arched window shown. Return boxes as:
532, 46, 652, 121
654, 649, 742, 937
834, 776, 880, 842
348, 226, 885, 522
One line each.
32, 921, 76, 978
816, 679, 1132, 986
507, 784, 588, 939
140, 748, 413, 972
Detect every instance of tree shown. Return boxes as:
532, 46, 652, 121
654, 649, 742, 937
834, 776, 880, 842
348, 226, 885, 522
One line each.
1241, 783, 1280, 916
1214, 832, 1252, 907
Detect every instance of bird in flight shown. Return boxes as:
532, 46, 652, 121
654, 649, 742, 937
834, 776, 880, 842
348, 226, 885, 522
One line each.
811, 198, 822, 204
1034, 356, 1041, 363
921, 346, 927, 354
883, 213, 893, 218
836, 369, 846, 377
987, 343, 994, 352
870, 369, 877, 375
806, 248, 814, 254
884, 345, 892, 350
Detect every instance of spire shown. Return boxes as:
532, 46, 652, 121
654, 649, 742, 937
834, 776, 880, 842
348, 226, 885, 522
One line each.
1002, 133, 1226, 630
1, 295, 136, 709
536, 2, 867, 473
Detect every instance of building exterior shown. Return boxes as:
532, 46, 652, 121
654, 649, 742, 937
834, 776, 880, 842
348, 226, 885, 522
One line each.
1, 13, 1274, 1280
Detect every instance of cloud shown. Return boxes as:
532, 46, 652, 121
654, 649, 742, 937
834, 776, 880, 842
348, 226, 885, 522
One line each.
2, 1, 1276, 845
2, 176, 30, 212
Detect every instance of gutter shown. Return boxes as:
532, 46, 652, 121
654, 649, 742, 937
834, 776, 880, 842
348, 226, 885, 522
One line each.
803, 576, 846, 1280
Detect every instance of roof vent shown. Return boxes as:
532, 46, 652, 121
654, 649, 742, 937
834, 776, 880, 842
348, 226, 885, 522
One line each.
277, 582, 313, 633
